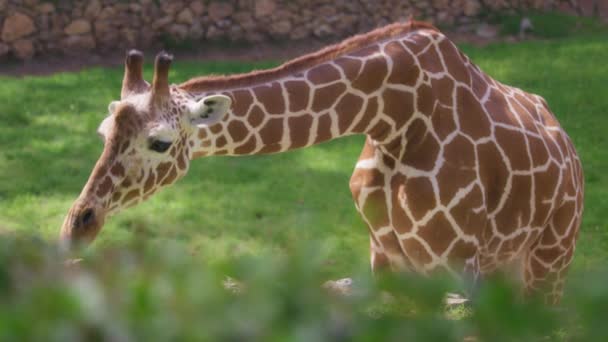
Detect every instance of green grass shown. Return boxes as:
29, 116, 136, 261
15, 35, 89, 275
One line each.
1, 32, 608, 279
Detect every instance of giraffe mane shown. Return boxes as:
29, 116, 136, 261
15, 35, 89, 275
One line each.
179, 19, 438, 92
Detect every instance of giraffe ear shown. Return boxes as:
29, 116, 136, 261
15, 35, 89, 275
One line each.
189, 94, 232, 126
108, 101, 120, 114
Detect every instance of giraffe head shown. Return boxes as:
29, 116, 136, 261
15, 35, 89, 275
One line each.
60, 50, 232, 250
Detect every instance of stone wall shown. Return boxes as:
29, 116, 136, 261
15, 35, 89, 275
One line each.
0, 0, 585, 60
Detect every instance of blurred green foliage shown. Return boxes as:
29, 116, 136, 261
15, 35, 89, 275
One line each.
0, 235, 608, 341
487, 11, 604, 38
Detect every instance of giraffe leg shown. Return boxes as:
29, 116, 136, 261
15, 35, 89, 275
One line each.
523, 202, 580, 304
369, 235, 391, 273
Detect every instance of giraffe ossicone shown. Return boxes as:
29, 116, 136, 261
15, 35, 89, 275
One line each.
60, 20, 583, 304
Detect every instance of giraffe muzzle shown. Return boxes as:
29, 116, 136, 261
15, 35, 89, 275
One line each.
60, 205, 105, 251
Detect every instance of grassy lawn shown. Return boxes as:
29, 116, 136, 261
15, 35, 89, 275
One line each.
0, 28, 607, 340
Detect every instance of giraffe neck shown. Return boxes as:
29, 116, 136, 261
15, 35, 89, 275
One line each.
184, 28, 458, 159
187, 60, 380, 157
180, 30, 466, 157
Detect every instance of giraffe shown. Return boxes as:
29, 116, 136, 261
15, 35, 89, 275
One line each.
60, 20, 584, 304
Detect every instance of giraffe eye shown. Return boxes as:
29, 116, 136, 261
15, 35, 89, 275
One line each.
148, 139, 172, 153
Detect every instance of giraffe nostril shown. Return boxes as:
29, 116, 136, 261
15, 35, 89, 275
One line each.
79, 208, 95, 228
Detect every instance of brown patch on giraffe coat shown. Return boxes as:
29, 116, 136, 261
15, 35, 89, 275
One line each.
431, 103, 457, 141
227, 120, 249, 143
234, 135, 257, 154
177, 153, 187, 171
383, 88, 414, 128
258, 118, 283, 152
308, 63, 342, 85
111, 191, 122, 203
288, 115, 313, 149
215, 135, 227, 148
449, 184, 485, 237
540, 227, 558, 245
552, 201, 576, 237
379, 231, 403, 264
169, 145, 178, 158
335, 93, 364, 134
431, 76, 454, 106
96, 176, 113, 198
494, 175, 532, 235
210, 124, 222, 134
384, 136, 404, 158
495, 126, 531, 171
534, 246, 563, 265
315, 113, 333, 144
351, 97, 378, 133
543, 132, 564, 164
470, 69, 489, 99
247, 105, 265, 128
497, 232, 527, 257
156, 161, 172, 181
553, 132, 570, 161
437, 135, 477, 204
538, 105, 560, 129
385, 41, 419, 86
477, 142, 510, 213
528, 136, 549, 167
457, 86, 491, 140
111, 163, 125, 177
445, 134, 476, 167
284, 80, 310, 113
349, 44, 380, 58
416, 83, 434, 115
371, 250, 390, 271
143, 173, 156, 194
508, 98, 532, 129
334, 57, 362, 81
418, 44, 444, 74
362, 189, 390, 229
402, 118, 440, 171
119, 141, 130, 154
368, 119, 392, 142
404, 176, 435, 220
382, 154, 396, 169
352, 57, 388, 93
257, 118, 283, 145
447, 239, 477, 262
122, 189, 140, 205
312, 83, 347, 112
231, 89, 253, 117
379, 232, 404, 255
254, 82, 285, 115
514, 92, 541, 121
120, 177, 132, 188
485, 90, 519, 127
391, 175, 414, 234
406, 34, 431, 55
401, 237, 433, 265
161, 166, 178, 185
438, 39, 470, 86
417, 212, 457, 256
528, 255, 547, 279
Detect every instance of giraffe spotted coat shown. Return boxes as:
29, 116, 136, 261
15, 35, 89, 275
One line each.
61, 21, 583, 304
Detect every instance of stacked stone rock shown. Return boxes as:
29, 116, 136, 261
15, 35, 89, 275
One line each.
0, 0, 584, 60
